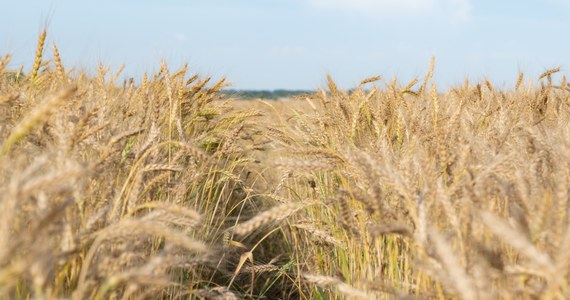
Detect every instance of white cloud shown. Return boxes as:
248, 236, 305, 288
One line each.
174, 33, 188, 42
307, 0, 471, 21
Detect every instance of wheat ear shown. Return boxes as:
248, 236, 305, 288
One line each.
232, 202, 308, 236
30, 30, 47, 85
1, 86, 77, 156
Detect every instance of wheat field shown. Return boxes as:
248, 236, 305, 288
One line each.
1, 31, 570, 299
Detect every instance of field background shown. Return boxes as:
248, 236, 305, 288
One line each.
1, 32, 570, 299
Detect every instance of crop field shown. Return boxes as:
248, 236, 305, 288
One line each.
2, 31, 570, 299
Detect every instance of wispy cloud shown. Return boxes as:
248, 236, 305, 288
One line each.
174, 33, 188, 42
307, 0, 471, 21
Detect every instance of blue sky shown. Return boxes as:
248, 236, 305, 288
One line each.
1, 0, 569, 90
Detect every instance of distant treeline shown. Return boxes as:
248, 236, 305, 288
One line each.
222, 89, 314, 100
